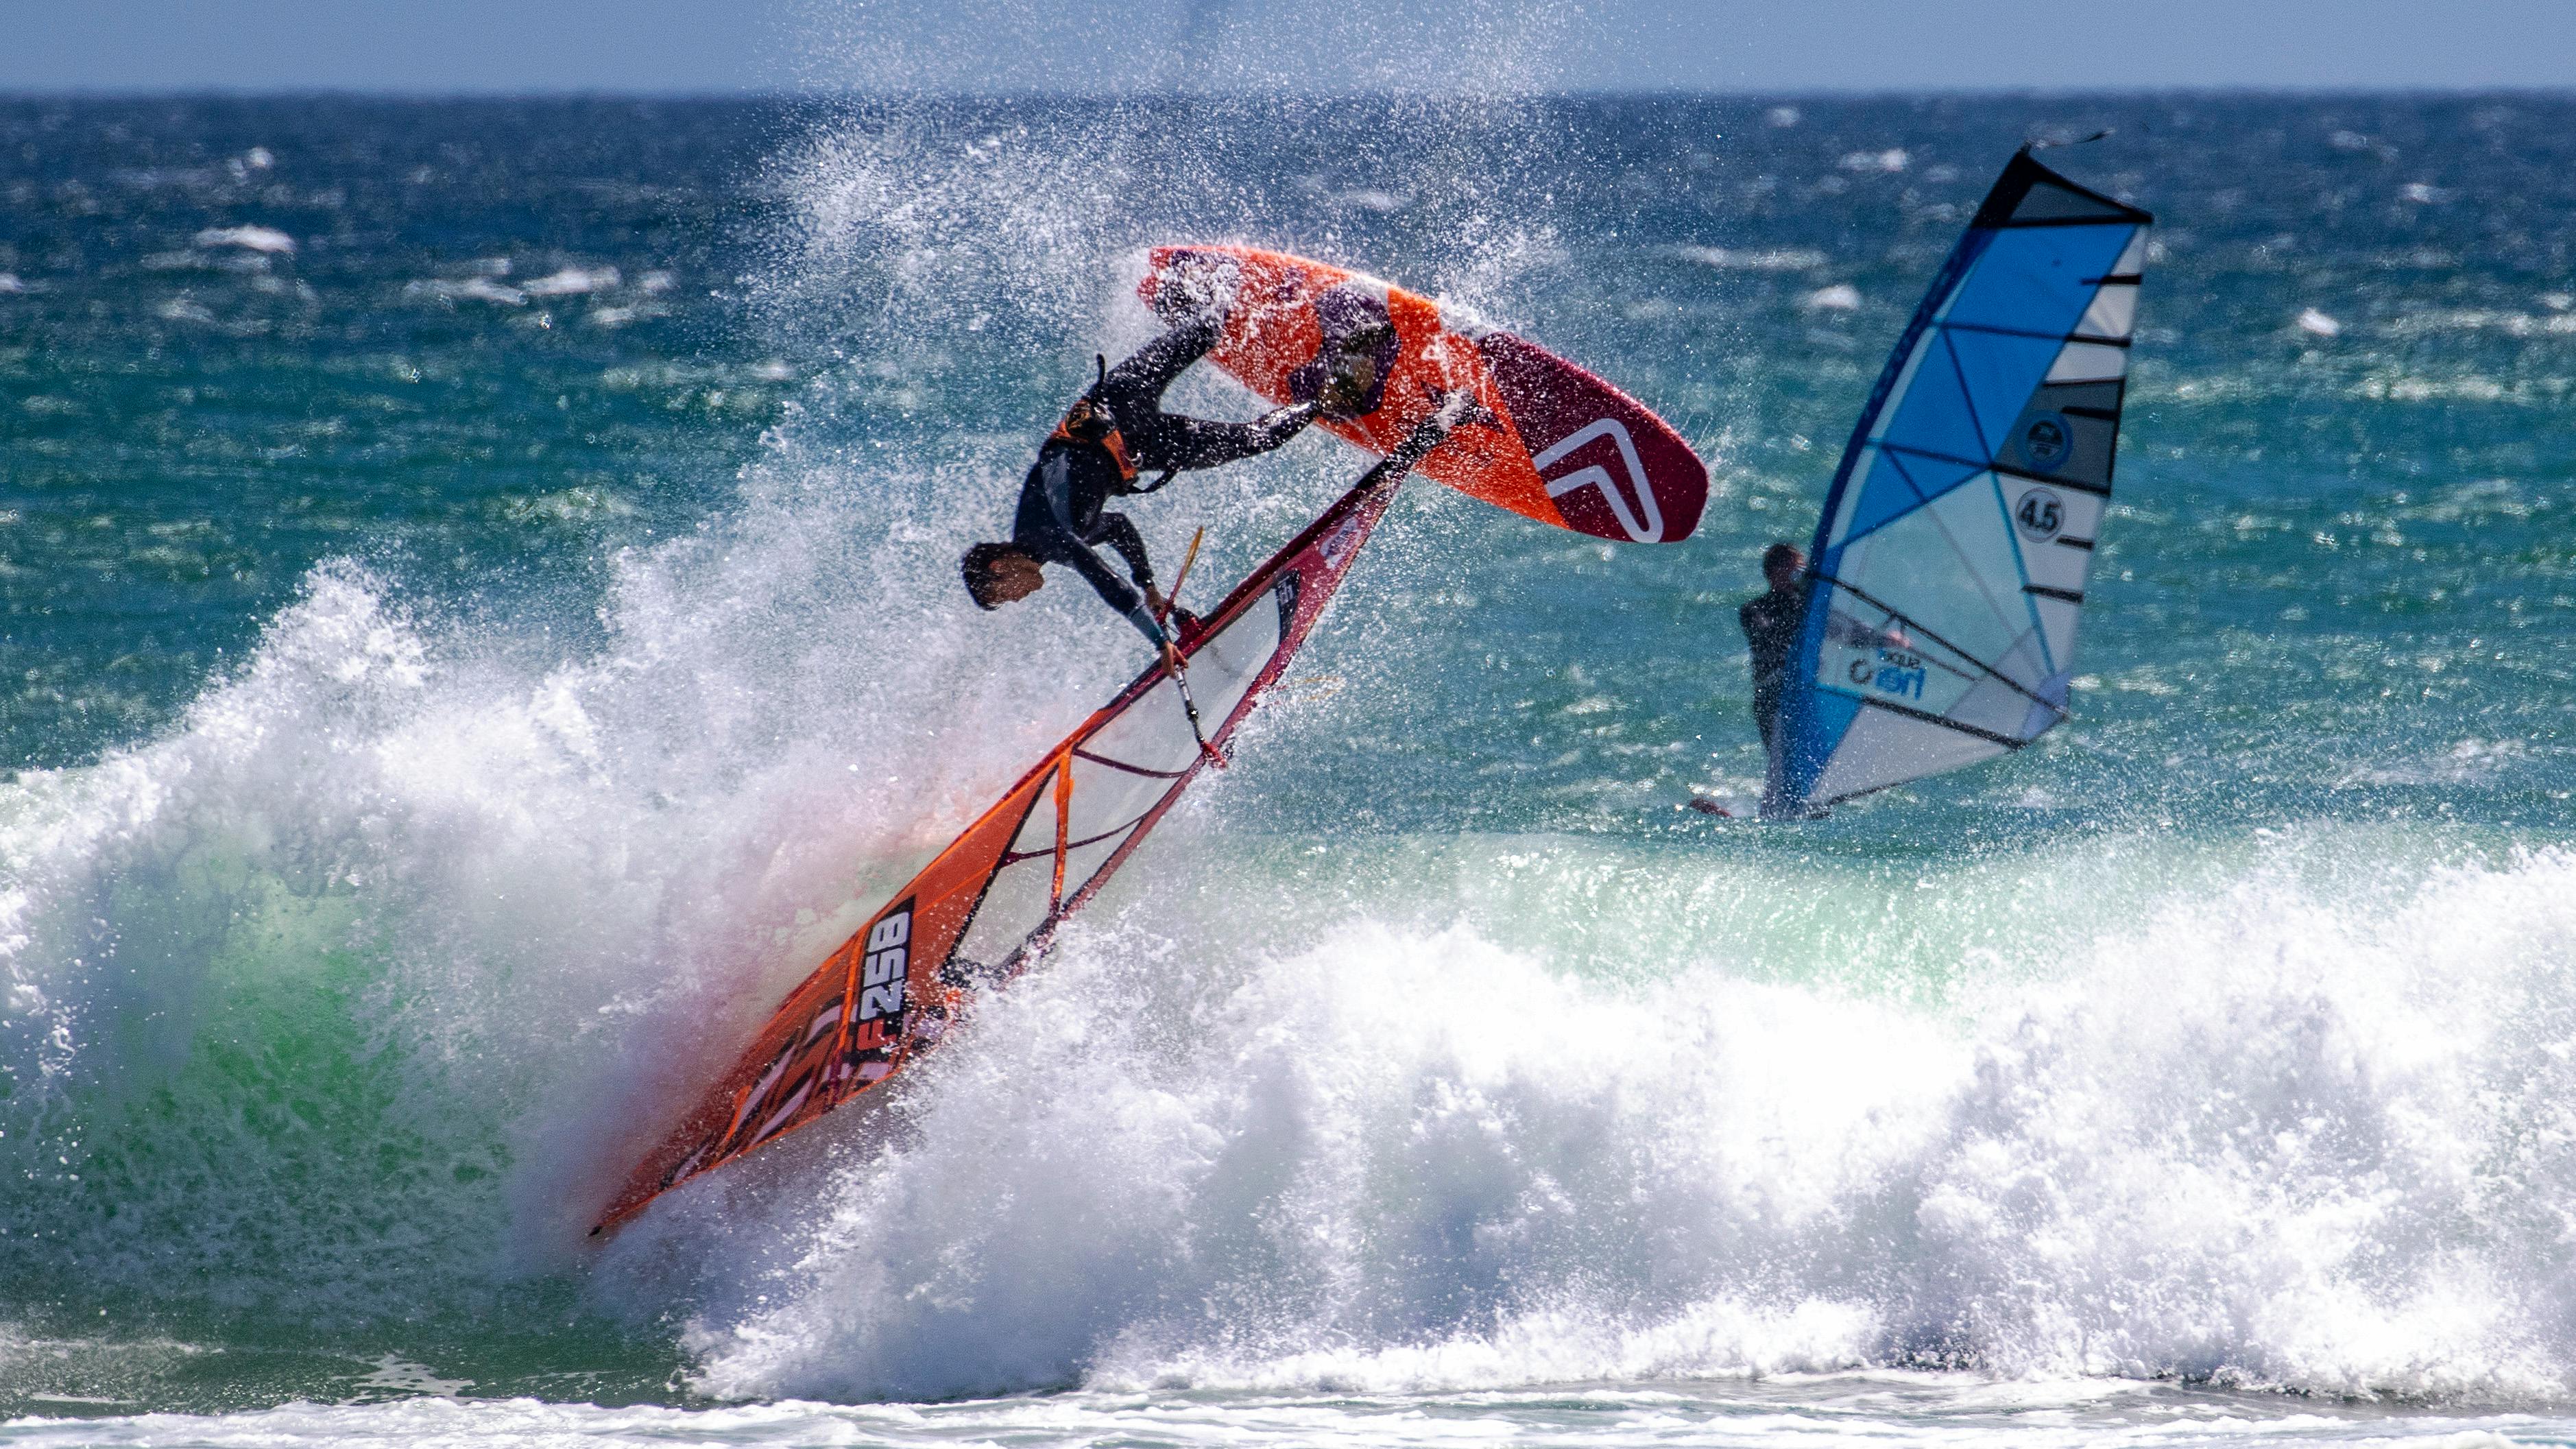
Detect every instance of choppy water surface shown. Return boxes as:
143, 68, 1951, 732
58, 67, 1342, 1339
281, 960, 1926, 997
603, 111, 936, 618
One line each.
7, 91, 2576, 1445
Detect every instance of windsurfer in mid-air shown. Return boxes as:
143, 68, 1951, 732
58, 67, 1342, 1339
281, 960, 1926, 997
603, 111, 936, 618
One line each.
961, 266, 1389, 668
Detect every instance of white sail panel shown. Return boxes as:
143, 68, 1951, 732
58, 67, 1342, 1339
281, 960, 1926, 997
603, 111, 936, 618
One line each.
2046, 341, 2128, 383
1829, 470, 2046, 682
1809, 707, 2013, 804
2078, 284, 2139, 340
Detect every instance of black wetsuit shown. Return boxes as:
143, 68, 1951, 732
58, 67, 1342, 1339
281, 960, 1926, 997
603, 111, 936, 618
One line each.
1012, 315, 1312, 645
1739, 585, 1805, 752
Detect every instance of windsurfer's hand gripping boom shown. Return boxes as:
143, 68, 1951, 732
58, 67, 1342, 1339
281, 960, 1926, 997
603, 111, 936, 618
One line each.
1165, 391, 1472, 765
956, 311, 1323, 654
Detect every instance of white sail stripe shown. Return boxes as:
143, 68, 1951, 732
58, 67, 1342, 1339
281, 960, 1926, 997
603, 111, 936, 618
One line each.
2047, 341, 2129, 383
2112, 228, 2150, 277
1812, 704, 2012, 802
2078, 283, 2139, 340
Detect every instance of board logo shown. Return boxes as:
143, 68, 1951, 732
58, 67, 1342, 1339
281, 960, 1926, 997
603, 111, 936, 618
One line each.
2022, 414, 2072, 470
856, 903, 912, 1023
2015, 488, 2065, 542
1320, 510, 1367, 567
1533, 418, 1665, 543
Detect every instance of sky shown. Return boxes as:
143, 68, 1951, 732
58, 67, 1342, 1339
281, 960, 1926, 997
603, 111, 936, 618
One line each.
6, 0, 2576, 95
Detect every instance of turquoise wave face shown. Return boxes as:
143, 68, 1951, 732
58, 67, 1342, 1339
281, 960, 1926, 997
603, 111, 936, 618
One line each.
5, 93, 2576, 1430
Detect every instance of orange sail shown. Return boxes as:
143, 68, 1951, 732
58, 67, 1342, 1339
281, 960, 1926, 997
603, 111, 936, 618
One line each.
593, 416, 1461, 1233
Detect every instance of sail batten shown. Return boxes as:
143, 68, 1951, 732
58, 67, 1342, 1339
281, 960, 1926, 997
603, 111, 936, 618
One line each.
1770, 150, 2152, 816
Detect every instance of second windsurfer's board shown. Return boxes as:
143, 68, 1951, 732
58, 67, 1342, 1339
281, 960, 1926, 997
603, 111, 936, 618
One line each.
1140, 246, 1708, 544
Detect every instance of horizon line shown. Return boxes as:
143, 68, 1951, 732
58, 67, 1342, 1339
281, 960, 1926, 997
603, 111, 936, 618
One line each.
5, 83, 2575, 103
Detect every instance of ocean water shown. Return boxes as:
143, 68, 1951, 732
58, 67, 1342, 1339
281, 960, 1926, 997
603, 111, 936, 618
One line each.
6, 89, 2576, 1446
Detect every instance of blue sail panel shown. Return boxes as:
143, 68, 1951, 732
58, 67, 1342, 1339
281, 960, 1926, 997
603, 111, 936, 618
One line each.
1873, 332, 1993, 464
1764, 150, 2151, 817
1843, 450, 1984, 543
1947, 329, 2069, 463
1941, 226, 2139, 338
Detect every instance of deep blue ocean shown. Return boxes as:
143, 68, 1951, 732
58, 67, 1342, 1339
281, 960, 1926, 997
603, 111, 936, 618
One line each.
7, 91, 2576, 1446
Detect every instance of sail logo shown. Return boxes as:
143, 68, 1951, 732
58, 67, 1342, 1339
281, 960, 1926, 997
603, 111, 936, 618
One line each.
1534, 418, 1665, 543
2022, 414, 2072, 470
1849, 647, 1926, 700
856, 905, 911, 1022
2015, 488, 2064, 542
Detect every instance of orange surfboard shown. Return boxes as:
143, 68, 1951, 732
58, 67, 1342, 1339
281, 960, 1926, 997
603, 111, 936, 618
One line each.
1141, 246, 1708, 544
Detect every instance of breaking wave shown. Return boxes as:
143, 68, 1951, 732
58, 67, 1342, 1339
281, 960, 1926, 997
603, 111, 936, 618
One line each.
649, 833, 2576, 1403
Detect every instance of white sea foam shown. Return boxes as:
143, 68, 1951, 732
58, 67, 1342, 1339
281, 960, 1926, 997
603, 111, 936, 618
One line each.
1671, 245, 1828, 272
0, 116, 1179, 1306
521, 266, 621, 297
594, 827, 2576, 1407
8, 1389, 2576, 1448
193, 224, 296, 255
1840, 149, 1910, 174
401, 277, 528, 307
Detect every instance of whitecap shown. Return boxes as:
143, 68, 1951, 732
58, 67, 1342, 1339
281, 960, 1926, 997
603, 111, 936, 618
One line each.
1331, 189, 1407, 214
1670, 245, 1827, 272
2296, 307, 2342, 337
586, 304, 658, 328
402, 277, 529, 307
192, 224, 295, 255
1838, 148, 1909, 174
521, 265, 621, 297
1802, 283, 1862, 311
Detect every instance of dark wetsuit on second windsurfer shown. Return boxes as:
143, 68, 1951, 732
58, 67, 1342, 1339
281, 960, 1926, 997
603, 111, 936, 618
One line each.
1740, 541, 1809, 757
961, 308, 1325, 660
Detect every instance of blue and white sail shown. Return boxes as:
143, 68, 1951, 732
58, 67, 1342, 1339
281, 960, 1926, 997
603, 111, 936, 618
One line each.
1770, 149, 2152, 815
